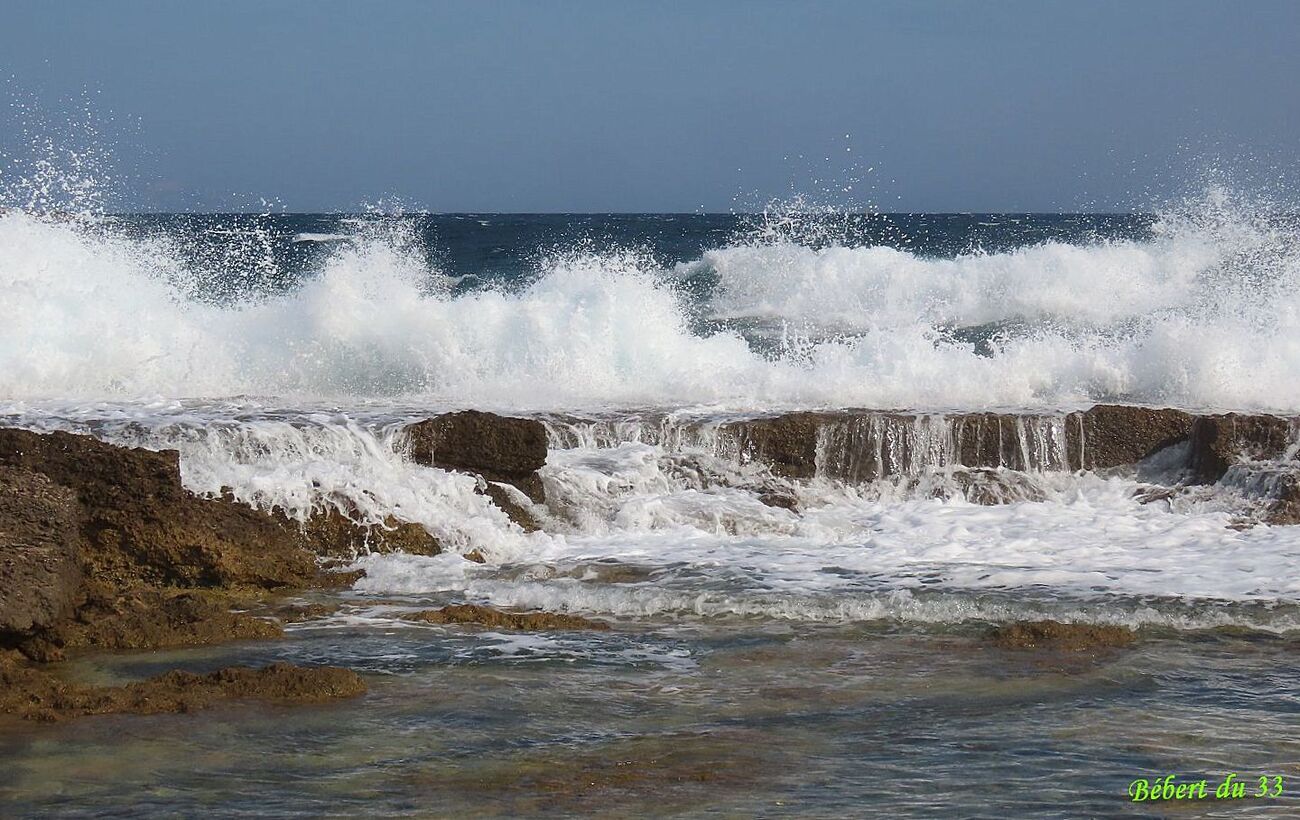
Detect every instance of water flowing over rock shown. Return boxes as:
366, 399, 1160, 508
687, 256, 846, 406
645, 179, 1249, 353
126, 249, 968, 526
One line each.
0, 653, 365, 723
402, 604, 610, 631
542, 405, 1300, 517
1188, 413, 1300, 482
290, 507, 443, 559
987, 620, 1137, 651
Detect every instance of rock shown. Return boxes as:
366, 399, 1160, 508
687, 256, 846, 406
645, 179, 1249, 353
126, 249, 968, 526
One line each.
402, 604, 609, 631
720, 413, 823, 479
1264, 472, 1300, 526
0, 468, 82, 640
0, 428, 382, 663
0, 653, 365, 723
292, 507, 441, 559
478, 481, 544, 532
1064, 405, 1195, 471
719, 405, 1199, 484
987, 620, 1137, 651
950, 468, 1047, 505
756, 490, 800, 511
272, 602, 340, 624
41, 584, 282, 655
402, 411, 548, 502
0, 428, 321, 592
1189, 413, 1299, 483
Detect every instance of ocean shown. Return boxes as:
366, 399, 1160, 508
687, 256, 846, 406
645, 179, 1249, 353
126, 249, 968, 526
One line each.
2, 205, 1299, 816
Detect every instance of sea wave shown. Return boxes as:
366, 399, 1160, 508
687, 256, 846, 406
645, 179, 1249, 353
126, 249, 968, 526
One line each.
1, 188, 1299, 411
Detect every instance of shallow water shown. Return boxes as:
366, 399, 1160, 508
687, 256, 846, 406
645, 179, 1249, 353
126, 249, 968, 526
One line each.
3, 608, 1299, 818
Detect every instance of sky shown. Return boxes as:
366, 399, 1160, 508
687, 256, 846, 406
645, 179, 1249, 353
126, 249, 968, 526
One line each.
2, 0, 1298, 213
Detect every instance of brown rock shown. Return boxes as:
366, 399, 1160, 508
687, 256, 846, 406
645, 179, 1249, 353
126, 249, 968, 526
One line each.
719, 406, 1199, 484
479, 481, 544, 531
402, 604, 609, 631
272, 602, 341, 624
0, 428, 320, 592
292, 507, 441, 559
0, 468, 82, 639
44, 584, 282, 654
0, 653, 364, 723
401, 411, 548, 502
988, 619, 1137, 651
951, 468, 1047, 505
720, 413, 825, 479
1064, 405, 1195, 471
1264, 473, 1300, 526
1189, 413, 1300, 483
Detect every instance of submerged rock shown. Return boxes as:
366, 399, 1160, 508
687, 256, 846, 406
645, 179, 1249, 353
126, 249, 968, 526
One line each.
402, 604, 610, 631
0, 652, 365, 723
987, 620, 1137, 651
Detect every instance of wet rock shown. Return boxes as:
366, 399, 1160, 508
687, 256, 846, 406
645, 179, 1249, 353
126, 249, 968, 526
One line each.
272, 602, 341, 624
402, 411, 548, 502
44, 584, 282, 655
1064, 405, 1195, 472
1133, 485, 1179, 506
292, 507, 442, 559
0, 428, 320, 592
987, 620, 1137, 651
0, 653, 364, 723
949, 468, 1047, 505
0, 469, 82, 640
756, 490, 800, 511
479, 481, 544, 531
402, 604, 610, 631
1188, 413, 1300, 483
720, 412, 825, 479
720, 405, 1201, 484
1264, 473, 1300, 526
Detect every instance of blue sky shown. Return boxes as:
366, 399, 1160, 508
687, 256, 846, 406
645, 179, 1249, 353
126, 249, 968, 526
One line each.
3, 0, 1298, 212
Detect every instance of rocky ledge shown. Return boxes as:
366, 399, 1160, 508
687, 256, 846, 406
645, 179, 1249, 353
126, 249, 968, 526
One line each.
0, 411, 561, 724
2, 405, 1297, 722
706, 405, 1300, 521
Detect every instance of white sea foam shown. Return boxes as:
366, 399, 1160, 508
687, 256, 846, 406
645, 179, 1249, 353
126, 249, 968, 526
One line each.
2, 192, 1300, 410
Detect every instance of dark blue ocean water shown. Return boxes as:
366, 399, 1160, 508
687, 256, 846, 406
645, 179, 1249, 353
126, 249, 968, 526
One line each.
110, 211, 1153, 294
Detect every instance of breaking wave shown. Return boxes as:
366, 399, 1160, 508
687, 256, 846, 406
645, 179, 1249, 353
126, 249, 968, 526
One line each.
1, 187, 1299, 411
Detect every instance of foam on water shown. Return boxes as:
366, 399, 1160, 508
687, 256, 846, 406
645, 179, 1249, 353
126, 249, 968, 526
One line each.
2, 187, 1300, 411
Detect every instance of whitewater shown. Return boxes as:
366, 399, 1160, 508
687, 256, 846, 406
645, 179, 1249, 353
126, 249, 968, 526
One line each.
2, 195, 1299, 411
2, 201, 1299, 632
